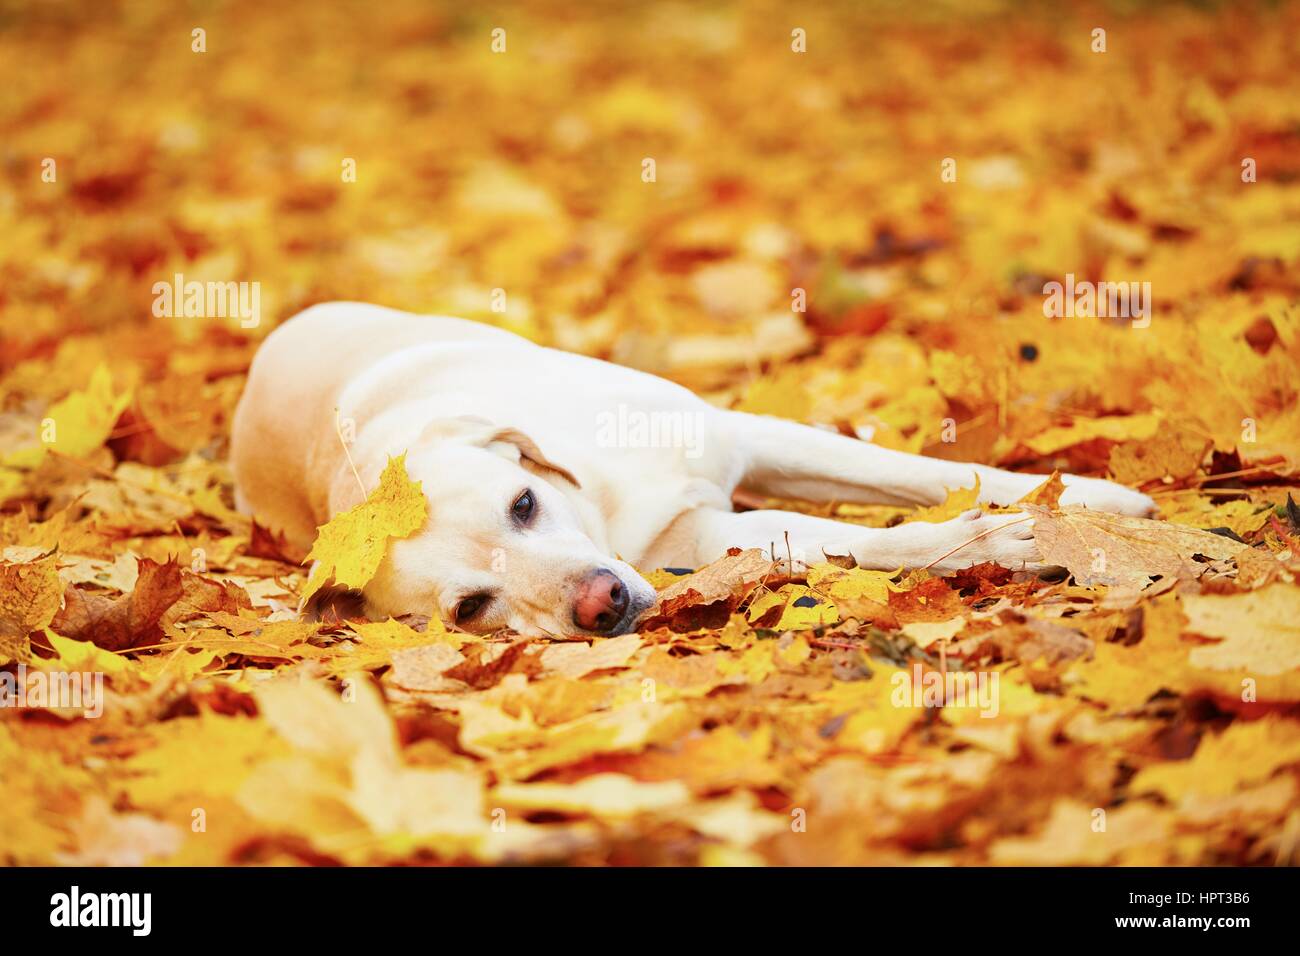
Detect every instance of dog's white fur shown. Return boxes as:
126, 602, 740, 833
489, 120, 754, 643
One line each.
231, 302, 1155, 636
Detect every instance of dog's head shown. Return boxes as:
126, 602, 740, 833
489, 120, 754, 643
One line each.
329, 416, 656, 637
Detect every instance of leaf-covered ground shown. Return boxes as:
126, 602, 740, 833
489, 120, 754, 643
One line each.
3, 0, 1300, 865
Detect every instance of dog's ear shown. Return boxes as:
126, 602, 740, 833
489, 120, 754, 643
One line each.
486, 427, 581, 488
416, 416, 581, 488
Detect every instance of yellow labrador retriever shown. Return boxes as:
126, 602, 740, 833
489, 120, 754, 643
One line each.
231, 302, 1154, 636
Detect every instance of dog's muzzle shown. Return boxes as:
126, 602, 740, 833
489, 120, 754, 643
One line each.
572, 568, 635, 635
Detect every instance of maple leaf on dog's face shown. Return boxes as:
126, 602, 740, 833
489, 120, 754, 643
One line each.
300, 454, 428, 604
1023, 505, 1242, 589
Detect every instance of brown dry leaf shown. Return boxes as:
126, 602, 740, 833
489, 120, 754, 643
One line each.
1233, 545, 1294, 589
49, 556, 185, 651
445, 639, 542, 690
248, 520, 306, 564
888, 577, 964, 623
0, 550, 61, 662
639, 645, 743, 697
176, 571, 256, 618
1024, 505, 1243, 589
641, 548, 773, 630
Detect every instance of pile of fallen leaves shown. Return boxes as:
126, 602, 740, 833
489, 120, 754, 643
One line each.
2, 0, 1300, 865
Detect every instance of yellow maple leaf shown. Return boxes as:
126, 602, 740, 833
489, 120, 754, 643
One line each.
1159, 493, 1273, 538
905, 477, 981, 524
717, 641, 780, 683
1016, 470, 1065, 508
1130, 717, 1300, 801
1065, 592, 1300, 706
746, 584, 837, 629
807, 563, 903, 603
301, 454, 428, 603
43, 629, 131, 676
2, 364, 131, 468
123, 711, 292, 809
819, 667, 923, 754
1108, 425, 1209, 486
778, 634, 813, 666
329, 616, 471, 677
1023, 413, 1160, 457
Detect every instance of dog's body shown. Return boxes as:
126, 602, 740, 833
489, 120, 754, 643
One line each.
231, 302, 1154, 636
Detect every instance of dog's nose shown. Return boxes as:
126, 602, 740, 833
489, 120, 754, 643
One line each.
572, 569, 629, 633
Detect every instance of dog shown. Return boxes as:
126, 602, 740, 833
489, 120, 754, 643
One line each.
231, 302, 1155, 637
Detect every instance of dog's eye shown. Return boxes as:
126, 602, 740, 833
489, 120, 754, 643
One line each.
511, 489, 535, 523
454, 595, 488, 622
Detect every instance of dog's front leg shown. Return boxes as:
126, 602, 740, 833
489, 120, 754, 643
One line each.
682, 507, 1045, 575
726, 411, 1154, 516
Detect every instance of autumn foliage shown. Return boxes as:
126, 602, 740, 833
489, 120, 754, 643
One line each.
2, 0, 1300, 865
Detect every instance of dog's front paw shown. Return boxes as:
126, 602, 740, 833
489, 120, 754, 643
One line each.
926, 509, 1048, 574
1059, 476, 1156, 517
